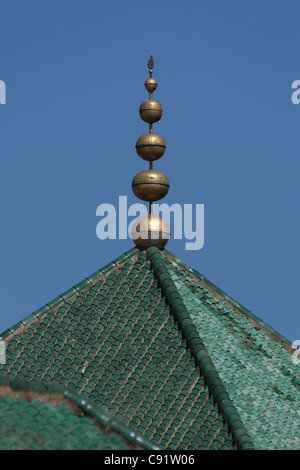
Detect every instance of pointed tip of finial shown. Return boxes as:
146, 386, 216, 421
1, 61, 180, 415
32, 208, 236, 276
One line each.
147, 55, 154, 72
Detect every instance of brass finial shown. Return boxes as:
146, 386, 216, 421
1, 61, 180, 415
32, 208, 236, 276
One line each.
145, 56, 157, 98
147, 55, 154, 74
131, 57, 170, 250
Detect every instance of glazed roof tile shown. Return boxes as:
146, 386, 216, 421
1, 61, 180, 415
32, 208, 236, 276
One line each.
0, 375, 159, 450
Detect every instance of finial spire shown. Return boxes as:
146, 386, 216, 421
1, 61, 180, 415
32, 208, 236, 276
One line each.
131, 57, 170, 250
147, 55, 154, 77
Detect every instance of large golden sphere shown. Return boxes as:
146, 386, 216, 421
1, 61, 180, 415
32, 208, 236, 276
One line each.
139, 99, 162, 123
144, 78, 157, 93
132, 170, 170, 202
131, 214, 170, 250
135, 133, 166, 161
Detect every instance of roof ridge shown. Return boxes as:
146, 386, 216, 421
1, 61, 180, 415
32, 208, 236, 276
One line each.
0, 374, 160, 451
164, 249, 292, 350
146, 246, 255, 450
0, 247, 139, 341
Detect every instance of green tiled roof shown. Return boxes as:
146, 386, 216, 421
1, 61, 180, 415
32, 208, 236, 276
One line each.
163, 251, 299, 450
0, 246, 298, 450
0, 375, 158, 450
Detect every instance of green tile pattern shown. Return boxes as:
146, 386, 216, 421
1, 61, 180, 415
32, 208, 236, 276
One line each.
164, 254, 300, 450
0, 377, 135, 450
0, 252, 236, 450
147, 246, 254, 450
1, 246, 297, 450
0, 399, 128, 450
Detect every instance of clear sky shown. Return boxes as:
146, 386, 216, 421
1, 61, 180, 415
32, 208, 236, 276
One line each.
0, 1, 299, 343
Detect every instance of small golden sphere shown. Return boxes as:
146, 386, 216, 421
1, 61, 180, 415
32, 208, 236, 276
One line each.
144, 78, 157, 93
131, 214, 170, 250
132, 170, 170, 202
135, 133, 166, 161
139, 99, 162, 123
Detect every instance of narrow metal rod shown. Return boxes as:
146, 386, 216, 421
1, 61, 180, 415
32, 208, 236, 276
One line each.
149, 157, 153, 214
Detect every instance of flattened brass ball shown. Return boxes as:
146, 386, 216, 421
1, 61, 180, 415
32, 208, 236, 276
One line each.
135, 133, 166, 161
139, 99, 162, 124
131, 214, 170, 250
144, 78, 157, 93
132, 170, 170, 202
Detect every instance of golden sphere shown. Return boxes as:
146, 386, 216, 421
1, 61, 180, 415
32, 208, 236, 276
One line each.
144, 78, 157, 93
131, 214, 170, 250
135, 133, 166, 161
132, 170, 170, 202
139, 99, 162, 124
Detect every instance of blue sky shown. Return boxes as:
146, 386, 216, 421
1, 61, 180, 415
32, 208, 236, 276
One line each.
0, 0, 299, 343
